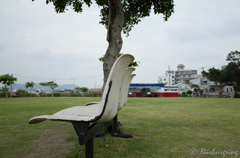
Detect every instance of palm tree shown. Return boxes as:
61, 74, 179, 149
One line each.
40, 81, 58, 97
191, 84, 200, 97
25, 81, 35, 97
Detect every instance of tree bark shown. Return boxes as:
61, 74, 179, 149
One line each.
219, 84, 223, 98
103, 0, 124, 88
30, 88, 32, 97
5, 84, 8, 98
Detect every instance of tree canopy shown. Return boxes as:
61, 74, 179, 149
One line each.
0, 74, 17, 98
25, 81, 35, 89
33, 0, 175, 87
81, 87, 89, 94
225, 50, 240, 97
25, 81, 35, 96
226, 50, 240, 63
99, 53, 140, 67
191, 84, 200, 97
40, 81, 58, 97
40, 0, 174, 35
202, 68, 230, 98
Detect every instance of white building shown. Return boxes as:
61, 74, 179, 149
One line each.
175, 64, 197, 84
189, 75, 234, 97
158, 67, 175, 85
175, 82, 191, 94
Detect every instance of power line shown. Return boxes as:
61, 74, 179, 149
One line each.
13, 74, 103, 82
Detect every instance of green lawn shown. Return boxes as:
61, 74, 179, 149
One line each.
0, 97, 239, 158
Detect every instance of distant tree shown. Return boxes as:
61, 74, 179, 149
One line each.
185, 80, 190, 84
0, 87, 9, 95
16, 89, 28, 97
181, 92, 187, 97
199, 89, 204, 96
25, 81, 35, 97
0, 74, 17, 98
226, 50, 240, 97
226, 50, 240, 63
40, 81, 58, 97
81, 87, 89, 94
75, 87, 82, 93
225, 63, 240, 95
202, 68, 230, 98
191, 84, 200, 97
32, 0, 174, 89
187, 90, 192, 97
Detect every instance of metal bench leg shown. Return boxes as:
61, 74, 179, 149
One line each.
85, 136, 94, 158
112, 114, 118, 135
112, 114, 133, 138
72, 122, 104, 158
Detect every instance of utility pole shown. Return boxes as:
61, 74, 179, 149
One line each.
167, 66, 172, 85
168, 66, 170, 85
71, 78, 75, 88
200, 67, 205, 94
11, 74, 13, 93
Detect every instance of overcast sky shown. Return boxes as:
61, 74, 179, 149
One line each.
1, 0, 240, 88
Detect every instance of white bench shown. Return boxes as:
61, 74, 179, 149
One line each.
86, 67, 136, 137
29, 54, 135, 158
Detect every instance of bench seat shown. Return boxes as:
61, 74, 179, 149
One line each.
29, 103, 103, 124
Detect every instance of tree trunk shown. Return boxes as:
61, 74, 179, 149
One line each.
219, 84, 223, 98
52, 89, 54, 97
5, 84, 8, 98
103, 0, 124, 88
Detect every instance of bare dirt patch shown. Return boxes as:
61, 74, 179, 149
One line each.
24, 129, 75, 158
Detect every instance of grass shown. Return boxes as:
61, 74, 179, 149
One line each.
0, 97, 239, 158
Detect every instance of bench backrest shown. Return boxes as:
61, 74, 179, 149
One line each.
123, 74, 136, 107
96, 54, 134, 122
118, 68, 135, 111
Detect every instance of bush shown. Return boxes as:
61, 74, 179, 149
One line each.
69, 93, 82, 97
16, 89, 29, 97
181, 92, 188, 97
234, 92, 240, 98
39, 93, 47, 97
92, 92, 101, 97
84, 93, 92, 97
209, 87, 216, 92
46, 93, 52, 97
53, 93, 61, 97
0, 93, 7, 98
187, 90, 192, 97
